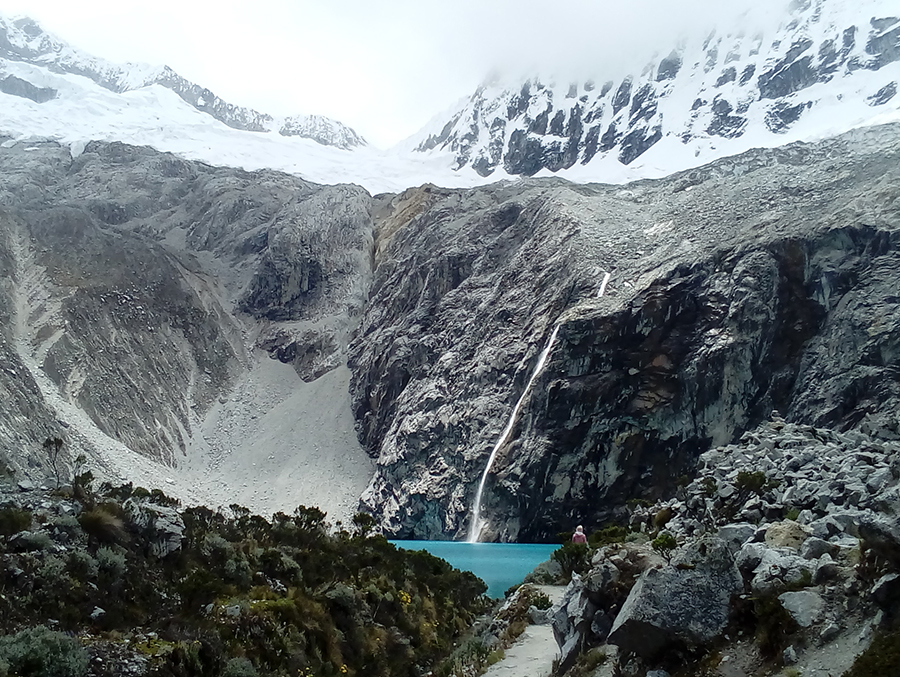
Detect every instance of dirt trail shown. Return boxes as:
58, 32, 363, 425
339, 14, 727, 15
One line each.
482, 586, 566, 677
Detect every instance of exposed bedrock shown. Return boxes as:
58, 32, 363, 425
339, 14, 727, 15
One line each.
351, 123, 900, 541
0, 140, 373, 475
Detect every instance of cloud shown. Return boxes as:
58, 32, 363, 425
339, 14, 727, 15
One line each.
0, 0, 791, 146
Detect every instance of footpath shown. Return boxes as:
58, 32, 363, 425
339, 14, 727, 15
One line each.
482, 586, 565, 677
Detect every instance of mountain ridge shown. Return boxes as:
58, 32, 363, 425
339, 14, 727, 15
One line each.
0, 14, 367, 149
409, 0, 900, 178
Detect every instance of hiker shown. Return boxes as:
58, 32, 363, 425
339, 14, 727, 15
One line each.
572, 525, 587, 544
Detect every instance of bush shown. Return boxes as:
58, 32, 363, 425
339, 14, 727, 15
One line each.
589, 525, 629, 547
551, 542, 591, 581
0, 625, 88, 677
222, 657, 257, 677
95, 546, 127, 578
0, 506, 32, 536
78, 507, 128, 545
651, 532, 677, 562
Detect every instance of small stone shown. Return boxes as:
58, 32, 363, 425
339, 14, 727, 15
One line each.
783, 645, 798, 665
820, 622, 840, 642
90, 607, 106, 620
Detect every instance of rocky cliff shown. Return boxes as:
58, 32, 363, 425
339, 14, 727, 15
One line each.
0, 139, 373, 517
1, 122, 899, 543
352, 122, 900, 541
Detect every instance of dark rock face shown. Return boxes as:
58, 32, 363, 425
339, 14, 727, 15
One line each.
0, 140, 373, 472
413, 3, 900, 177
0, 74, 55, 102
353, 123, 900, 540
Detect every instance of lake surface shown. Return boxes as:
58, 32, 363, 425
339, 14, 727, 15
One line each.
391, 540, 559, 598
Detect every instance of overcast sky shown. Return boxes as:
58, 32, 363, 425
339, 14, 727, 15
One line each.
0, 0, 788, 147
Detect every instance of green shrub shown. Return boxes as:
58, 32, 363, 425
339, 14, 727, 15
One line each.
842, 630, 900, 676
651, 532, 677, 562
701, 476, 718, 496
14, 531, 53, 551
589, 524, 629, 547
753, 594, 798, 658
0, 625, 88, 677
222, 657, 257, 677
95, 546, 127, 578
551, 542, 591, 581
0, 506, 32, 536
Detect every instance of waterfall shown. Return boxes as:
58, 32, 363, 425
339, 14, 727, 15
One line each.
598, 271, 611, 297
467, 323, 562, 543
467, 275, 613, 542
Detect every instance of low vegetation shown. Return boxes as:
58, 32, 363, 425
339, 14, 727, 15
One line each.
0, 481, 489, 676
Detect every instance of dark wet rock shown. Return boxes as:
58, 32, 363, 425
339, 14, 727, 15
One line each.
765, 101, 811, 132
716, 67, 737, 87
355, 124, 900, 540
865, 17, 900, 70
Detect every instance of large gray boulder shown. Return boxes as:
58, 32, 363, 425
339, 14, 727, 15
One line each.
123, 499, 184, 557
550, 574, 597, 673
778, 590, 825, 627
607, 538, 742, 660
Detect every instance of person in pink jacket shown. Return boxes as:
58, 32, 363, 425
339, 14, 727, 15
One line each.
571, 525, 587, 544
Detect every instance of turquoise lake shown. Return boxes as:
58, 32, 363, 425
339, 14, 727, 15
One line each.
391, 541, 559, 598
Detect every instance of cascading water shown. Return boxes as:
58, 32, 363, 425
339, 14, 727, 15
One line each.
467, 274, 612, 543
467, 323, 562, 543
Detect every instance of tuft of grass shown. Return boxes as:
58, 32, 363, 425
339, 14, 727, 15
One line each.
78, 506, 129, 545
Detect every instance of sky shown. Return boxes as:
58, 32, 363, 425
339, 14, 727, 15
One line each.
0, 0, 790, 147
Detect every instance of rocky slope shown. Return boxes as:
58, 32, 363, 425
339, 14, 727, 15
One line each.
410, 0, 900, 177
0, 14, 366, 148
351, 121, 900, 541
0, 138, 373, 519
544, 415, 900, 676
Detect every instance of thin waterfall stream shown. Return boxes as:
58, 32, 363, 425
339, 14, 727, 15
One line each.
467, 323, 562, 543
467, 272, 612, 543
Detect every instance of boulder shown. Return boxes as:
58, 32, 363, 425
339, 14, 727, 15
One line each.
765, 520, 811, 550
750, 548, 816, 593
778, 590, 824, 627
871, 573, 900, 609
858, 514, 900, 564
550, 574, 597, 673
607, 538, 742, 661
717, 523, 756, 554
799, 537, 839, 560
123, 499, 185, 557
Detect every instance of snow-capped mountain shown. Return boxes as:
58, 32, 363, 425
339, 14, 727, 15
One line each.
0, 14, 365, 149
410, 0, 900, 178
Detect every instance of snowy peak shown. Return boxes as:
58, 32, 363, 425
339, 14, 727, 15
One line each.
412, 0, 900, 177
278, 114, 367, 149
0, 14, 366, 149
